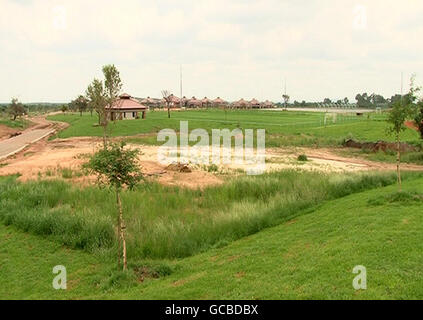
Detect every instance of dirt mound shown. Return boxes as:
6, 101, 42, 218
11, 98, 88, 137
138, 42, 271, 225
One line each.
166, 163, 192, 173
343, 139, 417, 153
9, 132, 22, 138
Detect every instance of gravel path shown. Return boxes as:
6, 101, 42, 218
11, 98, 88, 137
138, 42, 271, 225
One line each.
0, 116, 56, 160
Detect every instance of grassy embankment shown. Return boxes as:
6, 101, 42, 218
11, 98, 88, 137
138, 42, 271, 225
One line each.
0, 171, 411, 260
0, 118, 31, 129
1, 174, 423, 299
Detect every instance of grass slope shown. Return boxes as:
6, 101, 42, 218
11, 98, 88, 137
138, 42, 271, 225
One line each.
0, 171, 408, 260
48, 110, 420, 147
0, 118, 31, 129
1, 177, 423, 299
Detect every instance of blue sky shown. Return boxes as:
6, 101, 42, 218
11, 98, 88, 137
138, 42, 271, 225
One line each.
1, 0, 422, 103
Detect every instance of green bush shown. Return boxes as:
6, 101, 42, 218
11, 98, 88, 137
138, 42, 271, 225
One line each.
297, 154, 308, 161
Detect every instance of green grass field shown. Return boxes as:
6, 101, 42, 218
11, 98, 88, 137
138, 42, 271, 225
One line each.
2, 175, 423, 299
48, 110, 421, 147
2, 109, 423, 300
0, 118, 31, 129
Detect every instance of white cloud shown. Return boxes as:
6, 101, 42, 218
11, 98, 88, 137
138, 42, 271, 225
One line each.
0, 0, 422, 102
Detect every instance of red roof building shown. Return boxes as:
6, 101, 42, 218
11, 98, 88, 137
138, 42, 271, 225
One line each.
107, 93, 148, 120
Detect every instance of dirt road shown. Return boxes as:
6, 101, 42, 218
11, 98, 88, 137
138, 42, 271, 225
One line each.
1, 134, 422, 188
0, 115, 62, 160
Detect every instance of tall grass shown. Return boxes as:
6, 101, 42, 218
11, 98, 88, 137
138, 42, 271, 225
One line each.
1, 171, 420, 260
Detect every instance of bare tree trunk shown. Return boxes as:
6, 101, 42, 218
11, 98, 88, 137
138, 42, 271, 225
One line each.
116, 190, 127, 270
167, 104, 171, 119
117, 193, 122, 268
103, 126, 107, 149
396, 133, 402, 191
101, 112, 107, 149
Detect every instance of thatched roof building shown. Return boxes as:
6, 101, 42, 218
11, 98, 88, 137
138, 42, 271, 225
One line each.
250, 98, 261, 108
233, 98, 250, 108
213, 97, 227, 106
187, 97, 203, 108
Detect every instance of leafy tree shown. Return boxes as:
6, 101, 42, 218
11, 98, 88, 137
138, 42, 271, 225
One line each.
86, 79, 108, 146
414, 100, 423, 139
8, 98, 26, 120
407, 75, 423, 139
355, 93, 370, 108
86, 65, 123, 147
387, 76, 417, 190
84, 142, 143, 270
323, 98, 332, 104
72, 95, 88, 116
282, 94, 290, 109
102, 64, 122, 111
61, 104, 68, 114
372, 94, 386, 105
390, 94, 403, 105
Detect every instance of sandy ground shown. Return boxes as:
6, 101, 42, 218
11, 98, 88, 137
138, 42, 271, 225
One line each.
1, 132, 423, 189
0, 113, 422, 188
0, 125, 17, 141
0, 137, 224, 189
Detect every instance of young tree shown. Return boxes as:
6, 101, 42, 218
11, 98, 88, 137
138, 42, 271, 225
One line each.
387, 100, 409, 190
282, 94, 290, 109
415, 100, 423, 139
84, 142, 143, 270
86, 79, 108, 146
102, 64, 122, 112
86, 65, 123, 147
161, 90, 172, 118
87, 100, 94, 117
386, 76, 418, 191
61, 104, 68, 114
408, 75, 423, 139
8, 98, 26, 120
73, 95, 88, 116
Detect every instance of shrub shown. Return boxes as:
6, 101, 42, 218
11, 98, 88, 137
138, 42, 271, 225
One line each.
297, 154, 308, 161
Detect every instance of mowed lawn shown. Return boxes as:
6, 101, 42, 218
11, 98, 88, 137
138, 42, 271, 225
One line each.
48, 110, 421, 146
1, 177, 423, 299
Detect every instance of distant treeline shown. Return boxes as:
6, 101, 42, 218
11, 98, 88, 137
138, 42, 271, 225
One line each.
0, 103, 63, 114
290, 93, 406, 109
